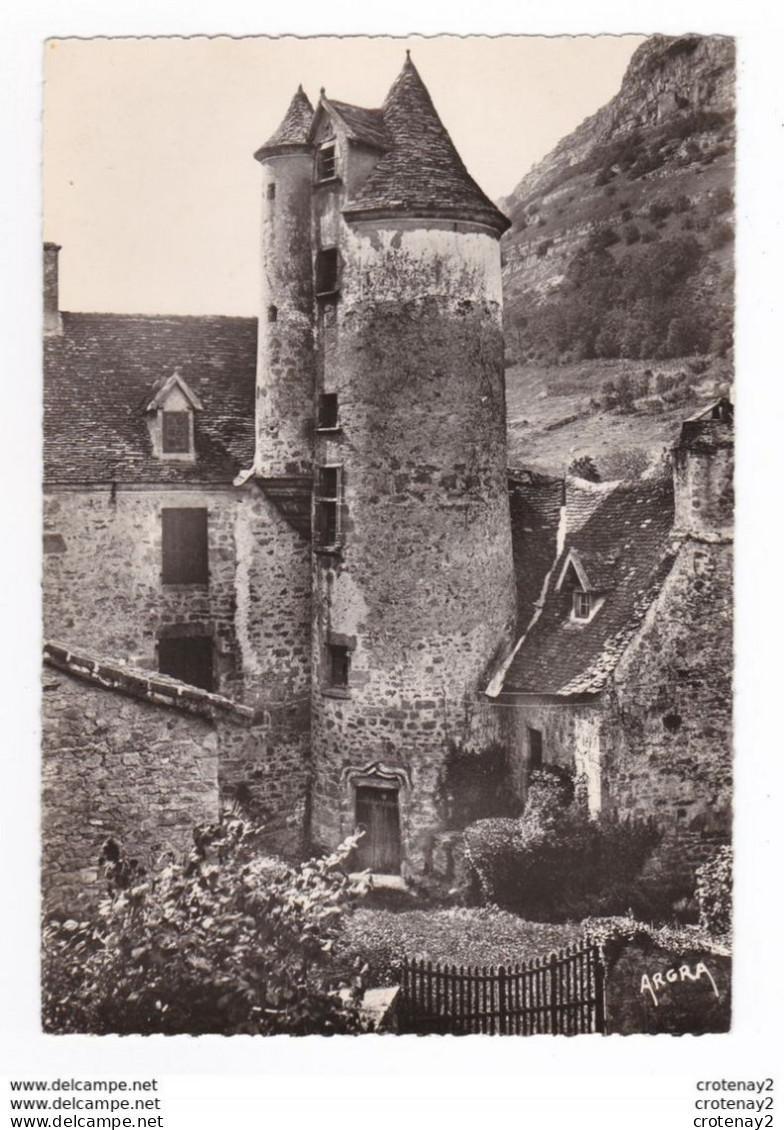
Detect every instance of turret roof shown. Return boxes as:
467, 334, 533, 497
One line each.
255, 57, 509, 233
254, 85, 314, 159
343, 55, 510, 234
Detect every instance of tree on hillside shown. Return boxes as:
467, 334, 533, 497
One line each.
568, 455, 601, 482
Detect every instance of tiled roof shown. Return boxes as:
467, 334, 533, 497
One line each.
255, 85, 315, 157
343, 56, 510, 234
327, 100, 390, 150
44, 312, 257, 484
500, 475, 678, 696
508, 471, 564, 628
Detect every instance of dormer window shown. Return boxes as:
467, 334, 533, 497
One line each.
555, 549, 607, 624
316, 143, 337, 182
573, 591, 592, 620
146, 370, 203, 463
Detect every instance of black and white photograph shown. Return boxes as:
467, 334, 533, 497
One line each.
38, 32, 735, 1038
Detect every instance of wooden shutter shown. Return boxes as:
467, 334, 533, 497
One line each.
158, 636, 214, 691
161, 508, 208, 584
162, 411, 191, 454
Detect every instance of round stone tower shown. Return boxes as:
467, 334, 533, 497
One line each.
253, 85, 316, 478
308, 57, 517, 877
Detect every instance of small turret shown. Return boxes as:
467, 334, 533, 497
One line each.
673, 398, 734, 541
252, 87, 316, 486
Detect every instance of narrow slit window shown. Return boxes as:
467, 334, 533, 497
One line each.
161, 411, 191, 455
317, 144, 336, 181
318, 393, 339, 430
573, 590, 592, 620
528, 727, 543, 771
316, 464, 342, 546
266, 183, 276, 200
316, 248, 339, 295
267, 304, 278, 323
327, 644, 350, 688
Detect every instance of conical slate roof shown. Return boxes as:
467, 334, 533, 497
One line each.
254, 85, 314, 159
343, 55, 509, 234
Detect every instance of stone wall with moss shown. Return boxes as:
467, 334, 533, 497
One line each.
308, 210, 517, 874
41, 660, 220, 913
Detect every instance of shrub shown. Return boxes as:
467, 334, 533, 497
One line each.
568, 455, 601, 482
709, 221, 734, 250
648, 199, 673, 223
600, 448, 649, 481
695, 845, 732, 938
615, 371, 637, 412
464, 768, 661, 921
42, 822, 367, 1035
624, 222, 641, 245
536, 239, 554, 259
586, 225, 620, 252
442, 742, 519, 829
340, 907, 584, 983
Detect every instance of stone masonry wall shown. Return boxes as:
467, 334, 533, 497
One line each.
227, 483, 312, 819
500, 698, 605, 815
43, 483, 312, 825
604, 537, 733, 882
42, 663, 219, 913
43, 487, 245, 697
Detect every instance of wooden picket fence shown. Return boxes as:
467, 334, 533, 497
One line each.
398, 942, 605, 1035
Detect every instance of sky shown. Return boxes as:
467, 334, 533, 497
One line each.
43, 35, 645, 316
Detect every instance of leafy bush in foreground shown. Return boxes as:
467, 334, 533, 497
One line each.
42, 822, 367, 1036
464, 769, 661, 922
695, 845, 732, 939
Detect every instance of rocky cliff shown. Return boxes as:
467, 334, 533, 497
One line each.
500, 35, 735, 478
501, 35, 734, 366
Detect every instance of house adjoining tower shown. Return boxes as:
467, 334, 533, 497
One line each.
252, 54, 517, 879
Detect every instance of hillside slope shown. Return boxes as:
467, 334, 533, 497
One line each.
500, 34, 735, 476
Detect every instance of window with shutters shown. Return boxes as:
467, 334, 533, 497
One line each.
528, 727, 543, 771
161, 411, 192, 454
315, 464, 342, 548
316, 143, 337, 182
158, 634, 214, 691
315, 248, 339, 296
161, 508, 209, 585
327, 643, 350, 689
317, 392, 339, 431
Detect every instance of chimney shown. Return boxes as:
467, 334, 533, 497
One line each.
43, 242, 62, 335
673, 398, 734, 541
